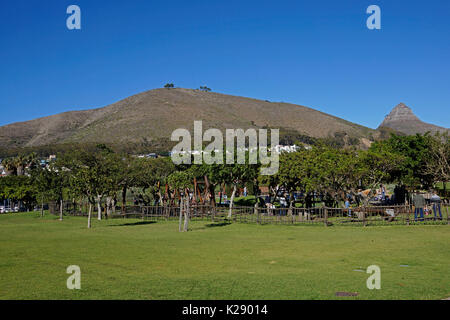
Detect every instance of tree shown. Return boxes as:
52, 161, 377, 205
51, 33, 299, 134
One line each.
369, 133, 434, 189
13, 155, 27, 176
277, 150, 314, 212
357, 149, 403, 204
13, 153, 38, 176
116, 155, 140, 213
60, 145, 121, 228
1, 158, 16, 176
48, 161, 69, 221
168, 171, 193, 232
164, 83, 174, 89
0, 176, 38, 211
319, 147, 358, 201
422, 132, 450, 192
199, 86, 211, 92
188, 163, 224, 208
221, 160, 259, 219
189, 150, 260, 219
132, 157, 176, 206
31, 164, 67, 217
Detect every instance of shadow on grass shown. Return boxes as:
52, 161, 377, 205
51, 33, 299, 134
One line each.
205, 222, 232, 228
109, 221, 157, 227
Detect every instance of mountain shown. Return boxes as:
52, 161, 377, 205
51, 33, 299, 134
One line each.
0, 88, 379, 150
378, 103, 449, 135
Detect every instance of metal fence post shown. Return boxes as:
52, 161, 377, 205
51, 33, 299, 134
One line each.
406, 205, 410, 226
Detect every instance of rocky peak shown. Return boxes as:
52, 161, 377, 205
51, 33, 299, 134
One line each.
378, 103, 448, 135
381, 103, 420, 125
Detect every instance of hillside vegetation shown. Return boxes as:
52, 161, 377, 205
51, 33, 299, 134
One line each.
0, 88, 378, 151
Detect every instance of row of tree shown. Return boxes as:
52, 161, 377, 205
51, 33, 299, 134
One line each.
0, 132, 448, 230
163, 83, 212, 92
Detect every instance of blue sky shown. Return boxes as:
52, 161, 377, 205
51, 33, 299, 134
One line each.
0, 0, 449, 129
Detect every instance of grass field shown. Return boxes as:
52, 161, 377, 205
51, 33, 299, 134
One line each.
0, 213, 448, 300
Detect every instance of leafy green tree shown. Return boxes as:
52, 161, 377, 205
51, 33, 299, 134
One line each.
13, 153, 38, 176
357, 148, 403, 203
60, 145, 121, 227
132, 157, 176, 206
422, 132, 450, 192
188, 163, 226, 208
312, 146, 364, 206
31, 164, 67, 217
277, 150, 312, 212
1, 153, 38, 176
1, 158, 17, 176
0, 176, 38, 211
221, 162, 259, 218
116, 155, 141, 212
168, 170, 193, 232
369, 133, 434, 189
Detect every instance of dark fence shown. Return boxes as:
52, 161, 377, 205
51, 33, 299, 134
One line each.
48, 201, 450, 226
229, 204, 449, 226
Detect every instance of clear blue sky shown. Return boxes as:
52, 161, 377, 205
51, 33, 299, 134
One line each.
0, 0, 449, 129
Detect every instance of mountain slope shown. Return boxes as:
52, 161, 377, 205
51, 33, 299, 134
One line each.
0, 88, 377, 149
378, 103, 449, 135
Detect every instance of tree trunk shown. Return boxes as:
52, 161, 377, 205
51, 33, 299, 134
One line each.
228, 184, 237, 219
218, 190, 223, 206
157, 190, 163, 206
40, 196, 44, 218
254, 201, 260, 222
288, 191, 294, 216
17, 166, 24, 176
105, 202, 109, 220
164, 184, 169, 206
87, 203, 92, 228
270, 186, 277, 204
209, 184, 217, 207
106, 196, 112, 218
184, 195, 190, 232
121, 186, 127, 214
97, 195, 102, 220
204, 176, 216, 208
178, 196, 183, 232
59, 199, 63, 221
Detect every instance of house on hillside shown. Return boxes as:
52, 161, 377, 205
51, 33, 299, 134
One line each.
272, 145, 303, 154
137, 153, 158, 159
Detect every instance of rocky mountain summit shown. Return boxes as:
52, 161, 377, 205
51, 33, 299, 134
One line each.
379, 103, 448, 135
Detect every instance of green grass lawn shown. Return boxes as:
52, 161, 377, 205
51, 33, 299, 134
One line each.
0, 213, 448, 300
